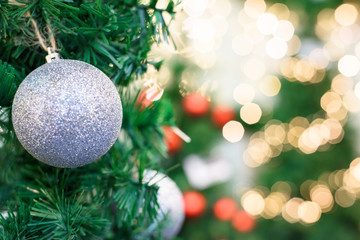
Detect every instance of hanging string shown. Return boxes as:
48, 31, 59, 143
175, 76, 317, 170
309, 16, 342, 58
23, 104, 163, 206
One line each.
26, 11, 57, 52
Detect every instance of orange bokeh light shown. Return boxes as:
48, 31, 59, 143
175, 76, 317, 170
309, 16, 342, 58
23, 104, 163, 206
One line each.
213, 198, 238, 220
232, 210, 256, 233
183, 191, 207, 218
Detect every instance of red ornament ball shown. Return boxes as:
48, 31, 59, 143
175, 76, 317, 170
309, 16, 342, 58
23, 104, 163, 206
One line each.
163, 126, 183, 154
183, 191, 206, 218
182, 93, 210, 116
211, 105, 235, 128
213, 198, 238, 220
136, 87, 163, 110
232, 210, 256, 233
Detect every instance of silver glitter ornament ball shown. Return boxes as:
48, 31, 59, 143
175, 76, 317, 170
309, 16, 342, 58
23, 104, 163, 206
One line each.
12, 59, 122, 168
143, 170, 185, 239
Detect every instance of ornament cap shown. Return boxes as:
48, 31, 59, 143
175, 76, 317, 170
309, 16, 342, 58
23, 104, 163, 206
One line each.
46, 47, 61, 63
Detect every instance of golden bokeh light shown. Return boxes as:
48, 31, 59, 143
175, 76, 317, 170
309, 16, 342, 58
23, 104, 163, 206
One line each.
233, 83, 255, 105
334, 4, 358, 26
349, 158, 360, 181
282, 198, 304, 223
322, 118, 343, 143
264, 121, 286, 146
343, 91, 360, 113
268, 3, 290, 20
243, 0, 266, 19
240, 103, 262, 124
317, 8, 337, 31
242, 190, 265, 216
310, 184, 334, 212
260, 75, 281, 97
243, 137, 272, 167
298, 201, 322, 224
286, 35, 301, 56
274, 20, 295, 41
320, 91, 342, 114
222, 121, 245, 143
335, 187, 356, 208
331, 74, 353, 95
262, 192, 286, 219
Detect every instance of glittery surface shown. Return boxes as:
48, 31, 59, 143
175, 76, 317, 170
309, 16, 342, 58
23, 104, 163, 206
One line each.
12, 60, 122, 168
144, 170, 185, 239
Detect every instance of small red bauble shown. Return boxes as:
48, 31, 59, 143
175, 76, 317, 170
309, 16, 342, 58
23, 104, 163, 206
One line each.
136, 87, 163, 110
182, 93, 210, 116
232, 210, 256, 233
213, 198, 238, 220
183, 191, 207, 218
211, 105, 235, 128
163, 126, 183, 154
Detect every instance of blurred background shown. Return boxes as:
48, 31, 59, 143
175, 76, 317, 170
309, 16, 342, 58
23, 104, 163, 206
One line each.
140, 0, 360, 239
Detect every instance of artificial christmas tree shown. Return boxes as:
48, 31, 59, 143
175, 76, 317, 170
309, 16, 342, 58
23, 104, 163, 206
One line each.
0, 0, 182, 239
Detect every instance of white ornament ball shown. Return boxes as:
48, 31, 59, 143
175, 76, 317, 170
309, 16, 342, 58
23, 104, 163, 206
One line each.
143, 170, 185, 239
12, 59, 122, 168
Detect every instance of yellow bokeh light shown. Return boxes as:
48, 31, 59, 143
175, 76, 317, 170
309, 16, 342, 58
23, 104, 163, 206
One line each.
242, 190, 265, 216
222, 121, 245, 143
240, 103, 262, 124
233, 83, 255, 105
320, 91, 342, 114
334, 4, 358, 26
243, 0, 266, 19
331, 74, 353, 95
287, 35, 301, 56
335, 187, 356, 208
262, 192, 286, 219
268, 3, 290, 20
324, 41, 345, 61
274, 20, 294, 41
317, 8, 336, 30
271, 181, 292, 196
282, 198, 304, 223
298, 201, 322, 224
257, 13, 278, 35
260, 75, 281, 97
310, 184, 333, 212
350, 158, 360, 181
343, 91, 360, 113
244, 138, 272, 167
264, 121, 286, 146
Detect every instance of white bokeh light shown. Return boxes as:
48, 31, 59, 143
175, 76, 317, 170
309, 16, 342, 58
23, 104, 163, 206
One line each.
273, 20, 295, 41
257, 13, 278, 35
266, 38, 288, 59
338, 55, 360, 77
